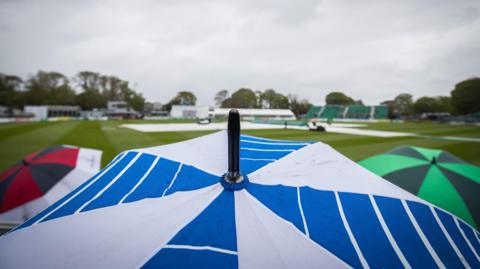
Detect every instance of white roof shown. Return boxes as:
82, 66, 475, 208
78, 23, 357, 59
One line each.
171, 105, 209, 110
214, 108, 295, 117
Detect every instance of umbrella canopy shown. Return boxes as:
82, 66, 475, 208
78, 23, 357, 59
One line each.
359, 146, 480, 230
0, 133, 479, 268
0, 145, 102, 223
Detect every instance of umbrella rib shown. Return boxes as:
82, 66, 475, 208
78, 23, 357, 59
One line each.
118, 156, 160, 204
162, 244, 237, 255
32, 152, 128, 226
296, 187, 309, 237
430, 206, 471, 269
334, 191, 369, 269
75, 152, 141, 214
454, 217, 480, 261
369, 195, 411, 269
162, 163, 183, 197
401, 200, 445, 269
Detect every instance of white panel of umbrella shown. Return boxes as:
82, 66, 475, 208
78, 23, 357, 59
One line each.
0, 111, 479, 269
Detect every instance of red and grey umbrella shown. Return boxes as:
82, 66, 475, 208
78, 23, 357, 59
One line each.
0, 145, 102, 223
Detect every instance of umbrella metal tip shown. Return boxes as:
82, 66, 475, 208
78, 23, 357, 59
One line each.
228, 109, 240, 131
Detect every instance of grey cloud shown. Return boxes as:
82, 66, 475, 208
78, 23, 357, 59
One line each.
0, 0, 479, 105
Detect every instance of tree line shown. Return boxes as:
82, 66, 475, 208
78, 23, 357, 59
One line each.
319, 78, 480, 117
2, 70, 478, 117
162, 88, 313, 116
0, 71, 145, 112
379, 77, 480, 118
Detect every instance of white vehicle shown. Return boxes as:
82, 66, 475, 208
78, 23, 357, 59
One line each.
197, 117, 211, 125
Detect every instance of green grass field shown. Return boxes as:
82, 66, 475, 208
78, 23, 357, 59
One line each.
0, 120, 479, 172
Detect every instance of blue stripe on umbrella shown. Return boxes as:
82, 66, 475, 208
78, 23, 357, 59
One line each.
247, 183, 306, 233
81, 153, 157, 211
122, 157, 181, 203
240, 141, 306, 151
162, 164, 220, 196
407, 201, 465, 268
458, 220, 480, 256
299, 187, 364, 268
374, 195, 438, 268
340, 192, 404, 268
143, 190, 237, 269
42, 151, 138, 221
435, 208, 480, 268
240, 134, 312, 144
168, 190, 237, 250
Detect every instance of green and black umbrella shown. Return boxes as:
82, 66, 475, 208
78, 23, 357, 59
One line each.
359, 146, 480, 229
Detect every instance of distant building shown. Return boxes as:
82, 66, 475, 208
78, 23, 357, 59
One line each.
0, 106, 9, 118
170, 105, 210, 119
144, 102, 169, 118
24, 105, 81, 120
1, 106, 33, 119
80, 109, 107, 120
151, 102, 163, 111
106, 101, 140, 119
214, 108, 296, 120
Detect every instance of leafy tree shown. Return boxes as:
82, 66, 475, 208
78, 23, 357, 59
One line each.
413, 96, 452, 114
325, 91, 355, 105
380, 100, 396, 119
74, 71, 144, 111
47, 84, 76, 105
414, 97, 439, 114
222, 88, 258, 108
214, 89, 229, 107
0, 74, 24, 108
288, 94, 312, 116
100, 75, 129, 101
24, 71, 73, 105
260, 89, 290, 109
354, 100, 364, 105
451, 78, 480, 115
164, 91, 197, 111
74, 71, 102, 92
123, 88, 145, 112
436, 96, 452, 113
393, 93, 414, 117
76, 89, 107, 110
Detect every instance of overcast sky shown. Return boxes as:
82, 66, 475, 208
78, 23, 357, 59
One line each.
1, 0, 479, 106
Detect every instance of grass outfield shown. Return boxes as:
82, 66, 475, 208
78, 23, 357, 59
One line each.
0, 120, 479, 171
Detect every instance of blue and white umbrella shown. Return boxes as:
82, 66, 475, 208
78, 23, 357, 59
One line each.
1, 112, 479, 268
